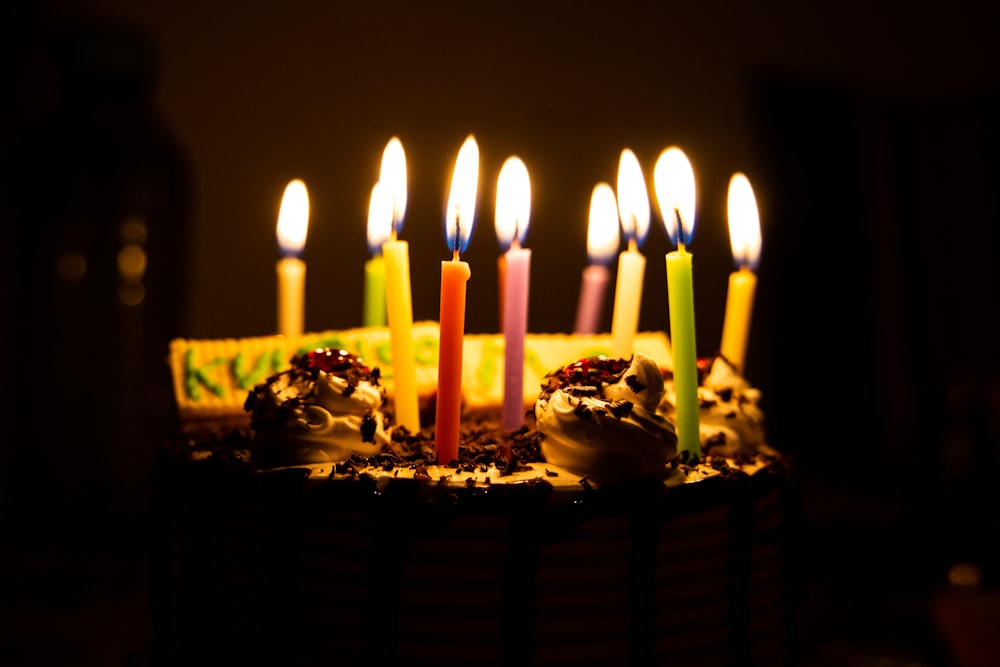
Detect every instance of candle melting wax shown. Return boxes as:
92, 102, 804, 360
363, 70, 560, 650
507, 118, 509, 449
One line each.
574, 183, 620, 335
435, 135, 479, 464
654, 147, 701, 461
610, 149, 651, 360
720, 172, 762, 375
495, 157, 532, 431
275, 178, 309, 337
377, 137, 420, 434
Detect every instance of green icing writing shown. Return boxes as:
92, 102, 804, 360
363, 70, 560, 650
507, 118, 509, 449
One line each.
580, 345, 612, 359
184, 349, 226, 401
475, 340, 503, 390
525, 348, 549, 380
232, 349, 285, 390
414, 336, 438, 365
297, 336, 345, 356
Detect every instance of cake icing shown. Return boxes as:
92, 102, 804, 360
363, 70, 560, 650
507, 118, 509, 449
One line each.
244, 348, 391, 465
660, 354, 767, 457
534, 353, 677, 485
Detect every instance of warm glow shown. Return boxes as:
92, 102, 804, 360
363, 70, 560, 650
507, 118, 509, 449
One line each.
276, 179, 310, 256
444, 135, 480, 255
616, 149, 650, 247
727, 173, 762, 271
366, 181, 393, 255
380, 137, 408, 235
653, 147, 696, 247
587, 183, 620, 265
494, 156, 531, 250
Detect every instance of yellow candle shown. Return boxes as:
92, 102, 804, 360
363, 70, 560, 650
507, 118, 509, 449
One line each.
377, 139, 419, 433
720, 173, 762, 374
654, 146, 701, 461
609, 149, 650, 360
275, 179, 309, 337
383, 236, 419, 433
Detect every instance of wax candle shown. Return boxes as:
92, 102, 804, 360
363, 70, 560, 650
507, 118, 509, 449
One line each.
574, 183, 620, 335
363, 182, 391, 327
495, 157, 532, 431
435, 135, 479, 464
653, 147, 700, 461
610, 149, 651, 359
378, 138, 420, 434
275, 179, 309, 337
720, 172, 762, 374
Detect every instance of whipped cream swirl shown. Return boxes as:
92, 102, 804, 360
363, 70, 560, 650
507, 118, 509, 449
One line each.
660, 355, 766, 456
534, 354, 678, 485
245, 348, 390, 465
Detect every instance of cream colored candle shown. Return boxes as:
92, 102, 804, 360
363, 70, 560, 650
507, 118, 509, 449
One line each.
720, 173, 762, 374
609, 149, 650, 360
275, 179, 309, 337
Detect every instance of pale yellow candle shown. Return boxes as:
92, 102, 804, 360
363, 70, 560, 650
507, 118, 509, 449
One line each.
720, 172, 762, 374
609, 149, 650, 360
275, 179, 309, 337
610, 243, 645, 359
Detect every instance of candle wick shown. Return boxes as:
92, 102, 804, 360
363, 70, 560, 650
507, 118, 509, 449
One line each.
452, 216, 461, 256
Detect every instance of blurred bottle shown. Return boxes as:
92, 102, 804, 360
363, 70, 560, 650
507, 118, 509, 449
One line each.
7, 22, 191, 543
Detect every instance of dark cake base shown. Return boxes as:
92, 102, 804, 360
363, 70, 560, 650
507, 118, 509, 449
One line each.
152, 455, 797, 666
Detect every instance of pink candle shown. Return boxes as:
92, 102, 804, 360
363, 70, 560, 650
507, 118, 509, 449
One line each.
495, 157, 532, 430
435, 135, 479, 465
574, 183, 620, 335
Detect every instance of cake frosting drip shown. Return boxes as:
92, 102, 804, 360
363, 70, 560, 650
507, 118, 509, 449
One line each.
244, 348, 391, 464
660, 354, 766, 456
534, 354, 678, 485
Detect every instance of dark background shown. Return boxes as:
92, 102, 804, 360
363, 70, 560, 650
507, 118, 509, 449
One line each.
2, 1, 1000, 665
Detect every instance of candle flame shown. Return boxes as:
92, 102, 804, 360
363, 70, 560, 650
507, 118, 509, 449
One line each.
587, 183, 620, 265
727, 173, 762, 271
380, 137, 408, 236
653, 147, 696, 247
445, 135, 479, 256
495, 156, 531, 251
366, 182, 393, 255
616, 149, 651, 247
276, 179, 309, 256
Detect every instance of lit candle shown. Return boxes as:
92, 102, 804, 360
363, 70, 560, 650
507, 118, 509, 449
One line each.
275, 178, 309, 337
574, 183, 620, 334
495, 156, 532, 431
653, 146, 700, 461
379, 137, 420, 434
610, 148, 651, 359
364, 182, 390, 327
435, 135, 479, 464
720, 172, 762, 375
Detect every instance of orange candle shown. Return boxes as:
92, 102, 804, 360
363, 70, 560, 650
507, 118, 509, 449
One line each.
434, 135, 479, 465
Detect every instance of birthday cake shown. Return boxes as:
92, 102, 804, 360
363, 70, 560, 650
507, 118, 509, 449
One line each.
154, 324, 797, 666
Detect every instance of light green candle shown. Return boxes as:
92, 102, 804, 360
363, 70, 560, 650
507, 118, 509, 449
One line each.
363, 254, 387, 327
666, 244, 700, 461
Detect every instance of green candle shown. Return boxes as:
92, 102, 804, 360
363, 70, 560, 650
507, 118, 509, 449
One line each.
363, 253, 387, 327
666, 245, 700, 460
654, 146, 700, 462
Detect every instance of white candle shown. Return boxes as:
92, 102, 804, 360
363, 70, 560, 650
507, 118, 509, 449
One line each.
275, 179, 309, 337
609, 149, 651, 360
